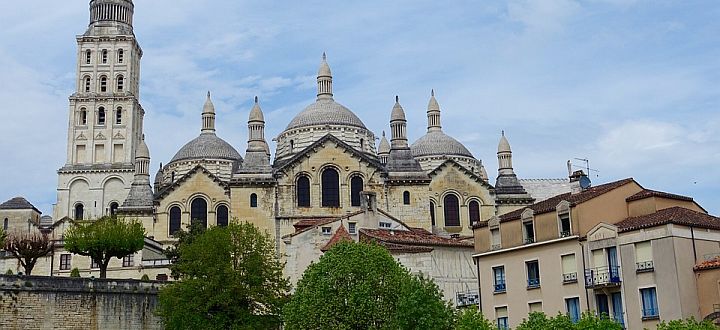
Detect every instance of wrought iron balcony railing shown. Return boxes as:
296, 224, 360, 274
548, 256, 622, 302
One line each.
494, 282, 506, 293
563, 272, 578, 283
636, 260, 654, 273
584, 266, 621, 288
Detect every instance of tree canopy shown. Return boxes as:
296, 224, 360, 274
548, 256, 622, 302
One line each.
157, 222, 289, 330
283, 241, 455, 330
64, 216, 145, 278
516, 311, 623, 330
454, 308, 495, 330
3, 231, 53, 275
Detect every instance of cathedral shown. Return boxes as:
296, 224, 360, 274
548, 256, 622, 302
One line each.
3, 0, 569, 303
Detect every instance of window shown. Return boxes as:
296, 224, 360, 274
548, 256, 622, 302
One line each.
115, 107, 122, 125
596, 294, 609, 316
529, 302, 543, 313
3, 218, 8, 230
97, 107, 106, 125
84, 77, 91, 92
350, 176, 363, 207
635, 241, 654, 272
430, 202, 436, 226
289, 140, 294, 151
526, 260, 540, 288
117, 49, 124, 63
217, 205, 229, 227
85, 50, 92, 64
101, 49, 108, 64
321, 227, 332, 235
611, 292, 624, 326
74, 204, 84, 220
79, 108, 88, 125
117, 75, 124, 91
296, 176, 311, 207
321, 168, 340, 207
100, 76, 107, 92
60, 254, 71, 270
561, 254, 578, 283
109, 202, 119, 217
493, 266, 506, 293
190, 198, 207, 229
91, 259, 99, 269
491, 228, 501, 250
122, 255, 134, 267
468, 200, 480, 225
169, 206, 181, 236
250, 193, 258, 208
640, 287, 659, 319
379, 222, 391, 229
523, 219, 535, 244
348, 222, 357, 234
443, 194, 460, 227
559, 213, 571, 237
495, 307, 509, 330
565, 297, 580, 323
403, 191, 410, 205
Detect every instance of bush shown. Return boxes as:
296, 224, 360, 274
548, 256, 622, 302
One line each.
69, 268, 81, 277
455, 308, 495, 330
5, 269, 13, 275
656, 317, 716, 330
140, 274, 150, 281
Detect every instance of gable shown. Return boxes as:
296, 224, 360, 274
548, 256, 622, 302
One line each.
587, 223, 618, 241
428, 160, 494, 203
274, 134, 384, 176
155, 165, 229, 202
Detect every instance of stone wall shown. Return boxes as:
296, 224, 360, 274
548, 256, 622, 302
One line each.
0, 275, 162, 330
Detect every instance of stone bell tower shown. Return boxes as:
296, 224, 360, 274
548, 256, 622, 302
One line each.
55, 0, 146, 221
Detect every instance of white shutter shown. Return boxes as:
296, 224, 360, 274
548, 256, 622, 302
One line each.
593, 249, 606, 268
529, 302, 543, 313
562, 254, 577, 274
636, 241, 652, 262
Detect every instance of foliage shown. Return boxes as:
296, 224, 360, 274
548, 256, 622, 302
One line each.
3, 231, 53, 275
283, 241, 455, 330
514, 312, 622, 330
157, 222, 289, 330
64, 216, 145, 278
140, 274, 150, 281
70, 268, 81, 277
5, 269, 12, 275
163, 222, 206, 279
0, 228, 6, 246
656, 317, 716, 330
454, 308, 495, 330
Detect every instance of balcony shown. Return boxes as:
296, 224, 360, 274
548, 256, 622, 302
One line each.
636, 260, 654, 273
524, 237, 535, 244
527, 278, 540, 289
494, 282, 506, 294
584, 266, 621, 288
491, 244, 502, 251
563, 272, 578, 284
560, 231, 572, 238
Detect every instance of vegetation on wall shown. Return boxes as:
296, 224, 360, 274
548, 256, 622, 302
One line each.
3, 231, 53, 276
64, 216, 145, 279
157, 221, 289, 330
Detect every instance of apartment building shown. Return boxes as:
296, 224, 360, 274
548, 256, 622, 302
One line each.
472, 175, 720, 329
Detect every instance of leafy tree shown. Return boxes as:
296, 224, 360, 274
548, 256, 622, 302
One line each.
70, 268, 81, 278
454, 308, 495, 330
0, 227, 6, 246
283, 241, 455, 330
5, 269, 13, 275
514, 311, 621, 330
575, 311, 623, 330
163, 222, 206, 279
3, 231, 53, 275
656, 317, 716, 330
64, 216, 145, 279
157, 222, 289, 330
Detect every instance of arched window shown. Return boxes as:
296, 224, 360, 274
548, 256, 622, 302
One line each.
350, 176, 363, 207
100, 76, 107, 92
443, 194, 460, 227
85, 50, 92, 64
109, 202, 119, 217
250, 193, 258, 208
216, 205, 229, 227
297, 176, 311, 207
321, 168, 340, 207
97, 107, 106, 125
3, 218, 8, 231
101, 49, 108, 64
290, 140, 294, 151
169, 206, 181, 236
117, 49, 124, 63
469, 200, 481, 225
190, 198, 207, 229
74, 204, 84, 221
84, 77, 91, 92
117, 75, 124, 91
79, 108, 87, 125
430, 202, 436, 226
403, 191, 411, 205
115, 107, 122, 125
359, 138, 364, 151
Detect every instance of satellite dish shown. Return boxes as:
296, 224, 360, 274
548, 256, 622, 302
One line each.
579, 176, 592, 190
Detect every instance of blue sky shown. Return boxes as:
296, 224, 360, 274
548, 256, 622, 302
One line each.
0, 0, 718, 215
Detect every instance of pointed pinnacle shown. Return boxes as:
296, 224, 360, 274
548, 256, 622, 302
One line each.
322, 52, 327, 60
431, 89, 435, 97
254, 96, 259, 103
395, 95, 399, 103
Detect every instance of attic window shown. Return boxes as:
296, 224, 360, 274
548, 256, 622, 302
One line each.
379, 222, 391, 229
321, 227, 332, 235
348, 222, 357, 234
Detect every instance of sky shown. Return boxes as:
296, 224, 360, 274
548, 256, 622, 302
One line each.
0, 0, 718, 215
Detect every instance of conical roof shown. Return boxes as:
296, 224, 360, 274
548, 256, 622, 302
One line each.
378, 132, 391, 154
498, 132, 511, 153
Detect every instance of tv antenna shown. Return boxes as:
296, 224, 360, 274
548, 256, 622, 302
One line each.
569, 158, 600, 178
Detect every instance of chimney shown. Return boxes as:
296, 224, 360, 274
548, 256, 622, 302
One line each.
360, 191, 377, 214
569, 170, 590, 194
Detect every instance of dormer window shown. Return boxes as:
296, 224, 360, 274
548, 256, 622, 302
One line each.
559, 214, 571, 237
523, 219, 535, 244
490, 228, 501, 250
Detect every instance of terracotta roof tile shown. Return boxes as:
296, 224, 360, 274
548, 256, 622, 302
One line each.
359, 228, 473, 248
374, 241, 434, 253
695, 257, 720, 271
616, 206, 720, 232
626, 189, 694, 203
321, 225, 354, 252
0, 197, 41, 213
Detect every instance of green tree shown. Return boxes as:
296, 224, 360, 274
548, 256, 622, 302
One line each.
656, 317, 716, 330
3, 231, 53, 275
157, 222, 289, 330
0, 227, 6, 246
163, 222, 206, 279
514, 311, 621, 330
454, 308, 495, 330
69, 268, 81, 277
64, 216, 145, 279
283, 241, 454, 330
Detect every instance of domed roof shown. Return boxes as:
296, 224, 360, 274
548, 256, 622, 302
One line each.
378, 131, 390, 154
136, 137, 150, 159
411, 131, 474, 158
285, 98, 367, 130
391, 96, 406, 121
170, 133, 242, 163
249, 97, 264, 122
498, 132, 511, 153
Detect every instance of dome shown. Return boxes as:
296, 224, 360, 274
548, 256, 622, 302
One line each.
249, 97, 264, 122
136, 138, 150, 159
498, 133, 511, 153
285, 98, 367, 130
411, 131, 474, 158
170, 133, 243, 163
391, 97, 406, 121
378, 132, 390, 154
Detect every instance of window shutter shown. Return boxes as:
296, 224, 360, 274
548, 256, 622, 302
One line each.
562, 254, 577, 274
529, 302, 542, 313
592, 249, 606, 267
496, 307, 508, 318
636, 241, 652, 262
